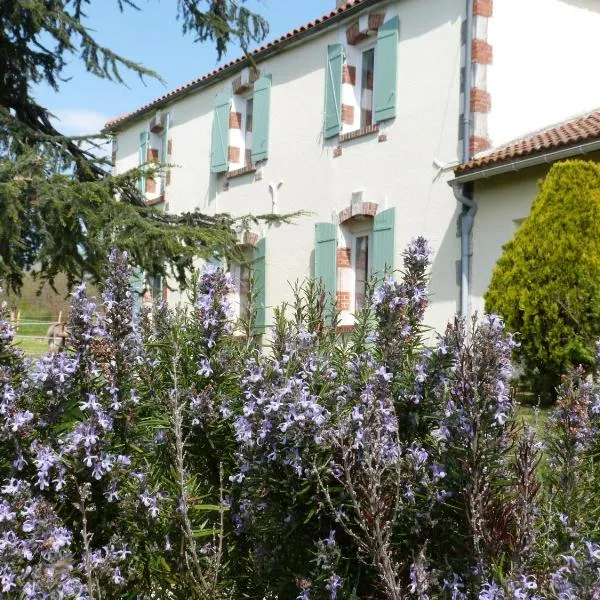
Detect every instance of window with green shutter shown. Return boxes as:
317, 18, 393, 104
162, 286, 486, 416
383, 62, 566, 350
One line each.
252, 238, 266, 334
374, 16, 400, 123
372, 208, 396, 276
210, 93, 231, 173
314, 223, 337, 313
324, 44, 344, 139
251, 75, 271, 163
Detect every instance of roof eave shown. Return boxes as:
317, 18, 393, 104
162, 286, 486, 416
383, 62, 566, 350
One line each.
103, 0, 385, 134
451, 138, 600, 185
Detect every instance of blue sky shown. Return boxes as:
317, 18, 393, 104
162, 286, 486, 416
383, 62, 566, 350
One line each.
35, 1, 332, 136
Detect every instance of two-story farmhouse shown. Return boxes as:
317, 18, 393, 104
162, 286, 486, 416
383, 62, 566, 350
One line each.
105, 0, 495, 334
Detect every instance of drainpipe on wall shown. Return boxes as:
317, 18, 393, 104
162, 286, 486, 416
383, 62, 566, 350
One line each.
454, 0, 478, 320
453, 181, 476, 319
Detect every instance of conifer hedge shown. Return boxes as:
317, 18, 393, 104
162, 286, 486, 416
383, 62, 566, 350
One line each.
485, 159, 600, 401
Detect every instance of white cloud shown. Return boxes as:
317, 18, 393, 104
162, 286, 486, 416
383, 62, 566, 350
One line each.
51, 108, 110, 136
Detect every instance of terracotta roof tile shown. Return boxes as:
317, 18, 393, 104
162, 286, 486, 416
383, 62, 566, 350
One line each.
104, 0, 369, 130
456, 108, 600, 174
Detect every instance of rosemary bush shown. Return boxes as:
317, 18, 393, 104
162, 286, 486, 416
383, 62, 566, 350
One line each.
0, 240, 598, 599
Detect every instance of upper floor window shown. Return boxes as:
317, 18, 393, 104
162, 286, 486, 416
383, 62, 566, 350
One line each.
138, 111, 172, 203
323, 14, 399, 141
210, 71, 271, 176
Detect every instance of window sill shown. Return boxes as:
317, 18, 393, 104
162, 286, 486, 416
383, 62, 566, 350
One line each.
227, 165, 257, 179
339, 124, 379, 144
145, 194, 164, 207
336, 324, 355, 335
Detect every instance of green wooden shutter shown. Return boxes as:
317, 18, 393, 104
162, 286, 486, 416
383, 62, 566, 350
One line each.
138, 131, 149, 192
324, 44, 344, 139
161, 113, 170, 194
130, 268, 144, 314
210, 93, 231, 173
374, 16, 400, 123
314, 223, 337, 311
372, 208, 396, 276
252, 238, 266, 334
251, 75, 271, 163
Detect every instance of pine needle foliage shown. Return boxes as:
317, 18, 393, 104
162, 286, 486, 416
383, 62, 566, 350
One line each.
485, 160, 600, 402
0, 0, 272, 293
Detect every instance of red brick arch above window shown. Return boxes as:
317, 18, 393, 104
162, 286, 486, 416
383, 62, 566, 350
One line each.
338, 202, 378, 224
242, 231, 260, 246
346, 12, 385, 45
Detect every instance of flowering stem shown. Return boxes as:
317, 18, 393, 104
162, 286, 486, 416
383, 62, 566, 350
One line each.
209, 462, 225, 597
78, 483, 97, 600
170, 347, 209, 595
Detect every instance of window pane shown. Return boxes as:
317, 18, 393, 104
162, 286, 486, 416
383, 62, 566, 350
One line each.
361, 49, 375, 128
245, 98, 253, 166
355, 235, 369, 311
245, 98, 253, 133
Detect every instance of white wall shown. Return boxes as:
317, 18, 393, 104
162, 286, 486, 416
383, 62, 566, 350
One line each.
470, 166, 545, 317
114, 0, 466, 334
488, 0, 600, 146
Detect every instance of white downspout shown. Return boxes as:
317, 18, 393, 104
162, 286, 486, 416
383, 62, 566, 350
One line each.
454, 182, 477, 319
454, 0, 477, 320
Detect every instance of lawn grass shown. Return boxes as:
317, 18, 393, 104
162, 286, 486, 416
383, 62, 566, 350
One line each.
13, 321, 50, 356
516, 403, 550, 432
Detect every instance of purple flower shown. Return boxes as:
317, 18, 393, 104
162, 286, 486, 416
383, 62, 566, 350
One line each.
326, 573, 341, 599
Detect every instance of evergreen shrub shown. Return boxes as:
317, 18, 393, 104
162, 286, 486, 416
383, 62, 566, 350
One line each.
485, 160, 600, 401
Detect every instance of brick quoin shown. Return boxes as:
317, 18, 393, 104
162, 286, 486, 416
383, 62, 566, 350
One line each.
346, 22, 368, 45
368, 12, 385, 29
229, 112, 242, 129
336, 291, 351, 311
472, 39, 493, 65
470, 88, 491, 113
343, 65, 356, 85
470, 135, 490, 155
228, 146, 241, 163
473, 0, 493, 17
232, 76, 244, 94
337, 248, 352, 268
341, 104, 355, 125
346, 22, 360, 44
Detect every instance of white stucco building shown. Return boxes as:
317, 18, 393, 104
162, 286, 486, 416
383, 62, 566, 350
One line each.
104, 0, 600, 336
105, 0, 481, 334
